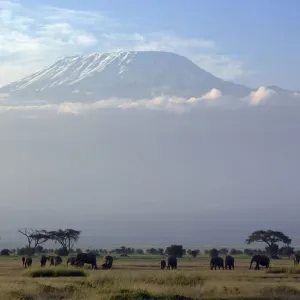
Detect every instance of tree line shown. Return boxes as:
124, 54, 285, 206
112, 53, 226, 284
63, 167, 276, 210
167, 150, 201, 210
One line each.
0, 228, 297, 258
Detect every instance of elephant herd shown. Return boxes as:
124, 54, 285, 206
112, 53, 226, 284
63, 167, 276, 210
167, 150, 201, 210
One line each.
21, 253, 114, 270
209, 254, 270, 270
21, 253, 272, 271
160, 256, 177, 269
160, 254, 270, 271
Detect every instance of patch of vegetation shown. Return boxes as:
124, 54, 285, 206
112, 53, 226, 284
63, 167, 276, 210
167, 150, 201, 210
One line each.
111, 289, 195, 300
24, 267, 86, 278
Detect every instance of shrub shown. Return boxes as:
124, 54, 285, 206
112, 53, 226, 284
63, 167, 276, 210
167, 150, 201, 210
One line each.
55, 247, 69, 256
187, 249, 200, 258
0, 249, 10, 256
17, 247, 35, 256
24, 267, 86, 278
219, 248, 229, 255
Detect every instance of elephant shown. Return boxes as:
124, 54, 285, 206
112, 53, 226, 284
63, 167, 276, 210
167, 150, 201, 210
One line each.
67, 257, 77, 266
249, 254, 270, 270
210, 256, 224, 270
55, 256, 63, 266
101, 255, 114, 269
225, 255, 235, 270
21, 257, 25, 267
167, 256, 177, 269
49, 256, 55, 266
160, 259, 166, 270
25, 257, 32, 268
75, 252, 98, 269
40, 255, 48, 267
290, 253, 300, 266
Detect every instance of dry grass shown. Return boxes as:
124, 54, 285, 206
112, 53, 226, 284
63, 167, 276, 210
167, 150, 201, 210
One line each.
266, 266, 300, 274
1, 255, 300, 299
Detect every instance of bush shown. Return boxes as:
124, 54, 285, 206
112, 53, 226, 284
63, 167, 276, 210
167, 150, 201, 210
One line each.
187, 249, 200, 258
0, 249, 10, 256
218, 248, 229, 255
55, 247, 69, 256
17, 247, 35, 256
279, 246, 294, 256
24, 267, 86, 278
35, 246, 44, 254
230, 248, 243, 255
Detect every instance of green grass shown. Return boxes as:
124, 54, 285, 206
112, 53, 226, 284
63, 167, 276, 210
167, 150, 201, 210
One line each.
24, 267, 86, 278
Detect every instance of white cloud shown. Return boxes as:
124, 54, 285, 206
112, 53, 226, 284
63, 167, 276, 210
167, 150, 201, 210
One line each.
1, 87, 300, 117
0, 1, 250, 87
292, 92, 300, 97
246, 86, 276, 106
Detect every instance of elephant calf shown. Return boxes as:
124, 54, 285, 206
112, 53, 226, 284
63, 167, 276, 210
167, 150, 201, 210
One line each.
160, 259, 166, 269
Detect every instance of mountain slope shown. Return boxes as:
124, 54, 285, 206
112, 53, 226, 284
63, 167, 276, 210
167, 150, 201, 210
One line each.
1, 51, 252, 102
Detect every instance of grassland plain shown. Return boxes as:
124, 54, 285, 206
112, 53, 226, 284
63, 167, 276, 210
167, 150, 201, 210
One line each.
1, 255, 300, 300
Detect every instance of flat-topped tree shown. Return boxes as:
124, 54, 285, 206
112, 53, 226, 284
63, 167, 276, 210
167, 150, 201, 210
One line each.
46, 229, 81, 254
245, 230, 292, 257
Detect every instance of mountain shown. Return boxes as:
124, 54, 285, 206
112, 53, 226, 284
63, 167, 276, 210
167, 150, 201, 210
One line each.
0, 51, 253, 103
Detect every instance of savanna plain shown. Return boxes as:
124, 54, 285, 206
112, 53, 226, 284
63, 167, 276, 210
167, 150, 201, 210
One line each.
1, 255, 300, 300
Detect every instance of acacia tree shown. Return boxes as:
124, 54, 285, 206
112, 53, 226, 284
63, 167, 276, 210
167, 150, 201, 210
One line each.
18, 229, 49, 254
46, 229, 81, 253
245, 230, 292, 257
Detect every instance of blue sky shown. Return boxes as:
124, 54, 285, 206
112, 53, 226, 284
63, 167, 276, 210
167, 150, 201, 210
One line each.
1, 0, 299, 89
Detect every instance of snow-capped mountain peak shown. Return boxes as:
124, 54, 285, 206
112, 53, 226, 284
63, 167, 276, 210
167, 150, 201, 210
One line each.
1, 51, 253, 102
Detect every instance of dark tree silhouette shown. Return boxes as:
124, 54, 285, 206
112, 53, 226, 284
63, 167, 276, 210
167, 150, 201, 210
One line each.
187, 249, 200, 258
18, 229, 49, 251
0, 249, 10, 256
209, 248, 219, 258
245, 230, 292, 257
165, 245, 185, 258
46, 229, 81, 253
